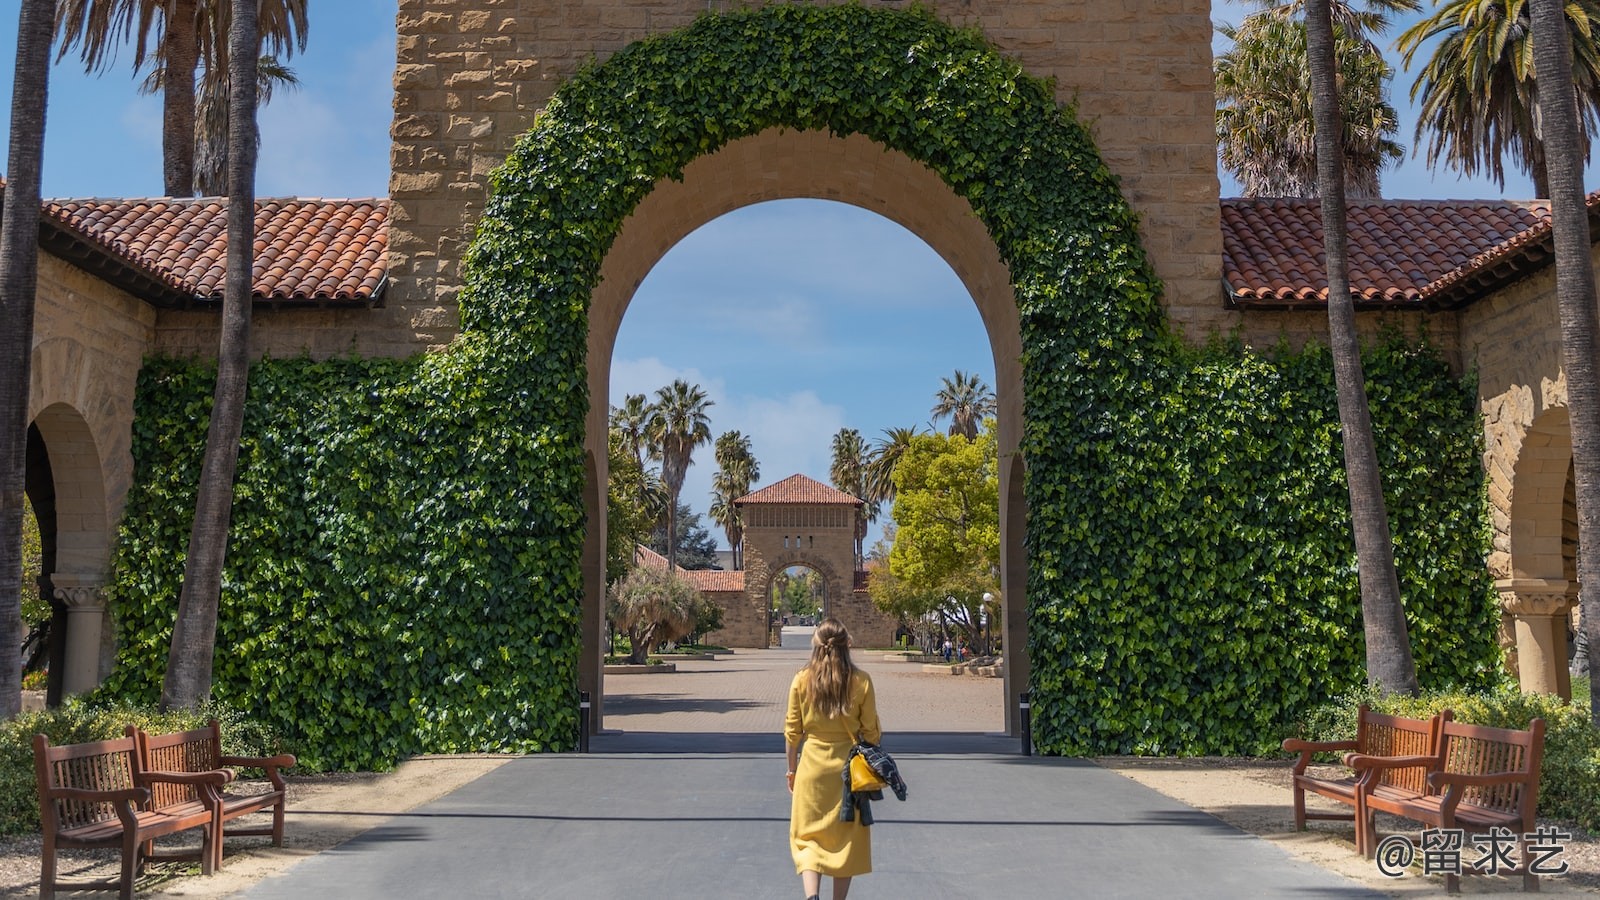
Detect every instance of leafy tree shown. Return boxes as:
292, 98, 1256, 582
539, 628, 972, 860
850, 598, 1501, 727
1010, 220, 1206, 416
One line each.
710, 430, 758, 568
829, 428, 878, 567
1307, 0, 1419, 693
1215, 13, 1403, 197
607, 429, 666, 586
0, 0, 54, 719
1400, 0, 1600, 196
774, 568, 822, 618
54, 0, 307, 196
645, 380, 713, 569
931, 370, 995, 440
608, 565, 702, 664
161, 0, 259, 710
875, 427, 1000, 653
1529, 0, 1600, 722
650, 500, 720, 571
21, 498, 45, 625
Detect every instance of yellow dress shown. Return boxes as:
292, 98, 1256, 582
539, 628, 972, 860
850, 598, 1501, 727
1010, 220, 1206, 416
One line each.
785, 668, 881, 876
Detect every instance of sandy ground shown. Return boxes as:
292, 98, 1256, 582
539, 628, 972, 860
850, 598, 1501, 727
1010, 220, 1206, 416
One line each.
2, 754, 1596, 897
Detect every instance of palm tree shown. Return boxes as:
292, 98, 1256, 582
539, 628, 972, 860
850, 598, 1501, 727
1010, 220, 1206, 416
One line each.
1528, 0, 1600, 722
609, 393, 651, 475
1247, 0, 1420, 51
711, 430, 759, 568
0, 0, 56, 719
1399, 0, 1600, 196
829, 428, 878, 568
156, 53, 298, 195
645, 380, 713, 570
865, 426, 922, 506
1215, 13, 1404, 197
54, 0, 308, 196
1306, 0, 1420, 694
931, 370, 996, 440
161, 0, 258, 709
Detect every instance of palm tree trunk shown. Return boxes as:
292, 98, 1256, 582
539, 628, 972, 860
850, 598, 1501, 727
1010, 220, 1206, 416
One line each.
1530, 0, 1600, 723
1305, 0, 1419, 694
163, 0, 199, 196
161, 0, 258, 709
0, 0, 54, 719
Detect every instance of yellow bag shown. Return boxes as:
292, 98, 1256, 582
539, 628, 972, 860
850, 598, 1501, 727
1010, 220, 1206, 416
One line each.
849, 750, 887, 793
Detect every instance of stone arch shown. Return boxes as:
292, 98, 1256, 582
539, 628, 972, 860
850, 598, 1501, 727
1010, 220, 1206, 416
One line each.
1499, 404, 1579, 697
462, 5, 1166, 739
26, 398, 113, 695
581, 130, 1026, 724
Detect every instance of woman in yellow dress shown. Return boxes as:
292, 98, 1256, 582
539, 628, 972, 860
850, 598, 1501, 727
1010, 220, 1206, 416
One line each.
784, 617, 881, 900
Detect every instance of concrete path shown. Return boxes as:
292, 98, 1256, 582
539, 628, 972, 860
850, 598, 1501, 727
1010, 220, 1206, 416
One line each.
239, 630, 1383, 898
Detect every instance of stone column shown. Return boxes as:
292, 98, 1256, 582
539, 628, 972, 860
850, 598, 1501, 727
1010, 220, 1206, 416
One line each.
1495, 578, 1579, 699
52, 574, 107, 695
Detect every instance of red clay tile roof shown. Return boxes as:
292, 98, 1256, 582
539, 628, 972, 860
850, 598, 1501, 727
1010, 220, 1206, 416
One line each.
633, 544, 671, 571
35, 194, 388, 308
1222, 194, 1600, 311
735, 474, 863, 506
682, 569, 746, 592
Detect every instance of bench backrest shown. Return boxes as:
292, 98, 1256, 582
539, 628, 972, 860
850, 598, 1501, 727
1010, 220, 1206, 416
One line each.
1357, 706, 1453, 794
32, 734, 139, 833
127, 721, 224, 811
1438, 718, 1545, 821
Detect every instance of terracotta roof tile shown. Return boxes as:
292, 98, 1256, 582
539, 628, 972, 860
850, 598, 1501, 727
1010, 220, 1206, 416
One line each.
1221, 197, 1581, 310
37, 195, 389, 308
682, 569, 745, 592
735, 474, 862, 506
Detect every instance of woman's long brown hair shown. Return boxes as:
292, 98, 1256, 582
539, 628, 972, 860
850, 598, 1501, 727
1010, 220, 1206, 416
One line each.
805, 618, 855, 719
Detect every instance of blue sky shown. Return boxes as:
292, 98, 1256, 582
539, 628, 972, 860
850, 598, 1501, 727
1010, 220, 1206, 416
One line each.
1, 0, 1594, 552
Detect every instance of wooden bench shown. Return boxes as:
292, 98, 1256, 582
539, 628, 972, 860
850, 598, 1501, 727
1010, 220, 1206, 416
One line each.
1282, 705, 1451, 857
127, 721, 297, 873
1351, 717, 1545, 893
33, 733, 228, 900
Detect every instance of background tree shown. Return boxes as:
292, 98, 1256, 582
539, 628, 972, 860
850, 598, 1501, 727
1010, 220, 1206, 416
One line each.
609, 393, 651, 476
1528, 0, 1600, 722
607, 565, 703, 664
773, 568, 823, 619
710, 430, 759, 568
160, 0, 258, 709
0, 0, 55, 719
829, 428, 878, 568
875, 427, 1000, 654
865, 426, 921, 506
649, 500, 720, 571
54, 0, 307, 196
606, 429, 667, 586
1400, 0, 1600, 196
1216, 13, 1404, 197
1307, 0, 1420, 693
931, 370, 996, 440
645, 379, 712, 570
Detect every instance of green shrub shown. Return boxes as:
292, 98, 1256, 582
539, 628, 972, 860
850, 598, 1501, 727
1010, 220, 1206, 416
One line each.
0, 700, 286, 836
1296, 687, 1600, 830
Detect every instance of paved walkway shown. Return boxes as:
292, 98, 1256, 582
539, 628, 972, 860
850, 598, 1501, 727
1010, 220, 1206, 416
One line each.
239, 630, 1382, 898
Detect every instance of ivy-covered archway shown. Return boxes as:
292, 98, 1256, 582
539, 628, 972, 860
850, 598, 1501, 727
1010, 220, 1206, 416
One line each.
109, 3, 1499, 768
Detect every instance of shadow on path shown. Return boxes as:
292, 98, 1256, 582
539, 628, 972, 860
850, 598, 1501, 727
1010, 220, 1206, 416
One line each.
592, 729, 1020, 754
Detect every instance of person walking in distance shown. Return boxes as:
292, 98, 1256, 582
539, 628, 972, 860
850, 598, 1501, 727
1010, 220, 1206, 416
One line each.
785, 617, 881, 900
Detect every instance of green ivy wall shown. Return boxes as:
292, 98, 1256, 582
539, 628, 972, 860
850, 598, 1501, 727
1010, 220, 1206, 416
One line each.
103, 4, 1500, 768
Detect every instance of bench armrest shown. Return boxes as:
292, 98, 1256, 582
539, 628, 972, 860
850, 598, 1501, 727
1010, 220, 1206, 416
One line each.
1282, 738, 1359, 775
1282, 738, 1358, 754
220, 753, 295, 791
219, 753, 296, 769
1343, 752, 1437, 771
139, 769, 235, 788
